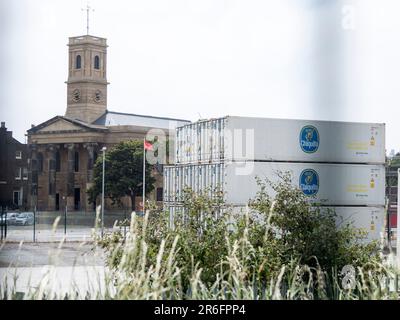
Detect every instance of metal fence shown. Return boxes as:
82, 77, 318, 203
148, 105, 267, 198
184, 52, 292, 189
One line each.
0, 206, 133, 242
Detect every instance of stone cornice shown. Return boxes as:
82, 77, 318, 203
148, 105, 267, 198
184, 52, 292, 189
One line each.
30, 129, 106, 135
65, 79, 109, 85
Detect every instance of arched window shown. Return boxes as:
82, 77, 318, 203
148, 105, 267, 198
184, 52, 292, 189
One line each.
94, 55, 100, 69
76, 55, 81, 69
37, 153, 44, 173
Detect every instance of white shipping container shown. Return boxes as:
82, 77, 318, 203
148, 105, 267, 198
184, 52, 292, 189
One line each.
175, 116, 385, 164
225, 162, 385, 206
163, 164, 225, 203
328, 206, 385, 243
164, 162, 385, 206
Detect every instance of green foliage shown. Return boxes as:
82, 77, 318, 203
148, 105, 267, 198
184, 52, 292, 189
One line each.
95, 172, 392, 300
87, 140, 156, 210
248, 172, 381, 277
386, 155, 400, 187
388, 154, 400, 167
171, 187, 227, 287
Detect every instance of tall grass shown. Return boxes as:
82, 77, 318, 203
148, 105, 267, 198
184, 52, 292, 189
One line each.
1, 210, 399, 300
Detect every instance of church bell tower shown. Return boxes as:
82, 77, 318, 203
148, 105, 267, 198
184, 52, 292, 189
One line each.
65, 35, 109, 123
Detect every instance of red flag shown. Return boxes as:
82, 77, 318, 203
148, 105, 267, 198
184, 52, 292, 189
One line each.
144, 140, 153, 151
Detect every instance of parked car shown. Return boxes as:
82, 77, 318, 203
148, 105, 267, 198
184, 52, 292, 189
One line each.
0, 212, 18, 226
15, 212, 34, 226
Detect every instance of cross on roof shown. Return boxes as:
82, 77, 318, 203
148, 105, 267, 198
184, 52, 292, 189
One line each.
82, 2, 95, 35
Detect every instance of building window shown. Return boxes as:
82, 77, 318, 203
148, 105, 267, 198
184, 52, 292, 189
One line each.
49, 182, 55, 195
15, 168, 21, 180
156, 187, 163, 202
74, 151, 79, 172
56, 151, 61, 172
94, 55, 100, 69
38, 153, 44, 173
22, 168, 28, 180
13, 191, 20, 206
76, 55, 82, 69
16, 151, 22, 159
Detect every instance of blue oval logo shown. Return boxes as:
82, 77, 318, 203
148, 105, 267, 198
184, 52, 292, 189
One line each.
299, 169, 319, 196
300, 125, 319, 153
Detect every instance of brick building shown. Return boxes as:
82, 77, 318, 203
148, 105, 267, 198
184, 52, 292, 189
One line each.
27, 34, 189, 212
0, 122, 29, 209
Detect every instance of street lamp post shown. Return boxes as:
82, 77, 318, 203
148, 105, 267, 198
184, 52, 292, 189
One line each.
101, 146, 107, 238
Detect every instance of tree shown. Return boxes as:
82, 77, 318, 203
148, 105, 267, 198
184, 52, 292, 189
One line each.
386, 154, 400, 187
87, 140, 156, 211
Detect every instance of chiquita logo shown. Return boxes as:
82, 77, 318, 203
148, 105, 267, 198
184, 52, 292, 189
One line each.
300, 125, 319, 153
299, 169, 319, 196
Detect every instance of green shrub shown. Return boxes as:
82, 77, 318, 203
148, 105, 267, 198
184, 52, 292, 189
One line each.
94, 172, 395, 300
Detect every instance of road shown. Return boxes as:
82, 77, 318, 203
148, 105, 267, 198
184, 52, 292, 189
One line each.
1, 225, 126, 242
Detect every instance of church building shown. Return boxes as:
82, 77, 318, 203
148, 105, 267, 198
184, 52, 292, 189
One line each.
27, 34, 190, 211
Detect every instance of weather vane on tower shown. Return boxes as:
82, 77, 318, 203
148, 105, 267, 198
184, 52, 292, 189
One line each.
82, 2, 95, 35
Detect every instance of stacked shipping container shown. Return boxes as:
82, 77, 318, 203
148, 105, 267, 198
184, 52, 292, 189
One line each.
175, 117, 385, 164
164, 116, 386, 242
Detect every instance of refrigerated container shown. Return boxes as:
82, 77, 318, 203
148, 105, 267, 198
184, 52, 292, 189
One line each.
163, 163, 225, 203
164, 162, 385, 206
328, 206, 385, 242
175, 116, 385, 164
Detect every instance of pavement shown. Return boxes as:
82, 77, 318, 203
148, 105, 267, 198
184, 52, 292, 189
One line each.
0, 242, 105, 267
0, 265, 108, 298
0, 241, 107, 298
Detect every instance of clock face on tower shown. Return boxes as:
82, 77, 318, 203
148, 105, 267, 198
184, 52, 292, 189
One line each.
94, 90, 102, 103
72, 89, 81, 102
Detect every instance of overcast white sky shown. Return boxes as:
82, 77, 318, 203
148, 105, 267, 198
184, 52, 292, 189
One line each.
1, 0, 400, 152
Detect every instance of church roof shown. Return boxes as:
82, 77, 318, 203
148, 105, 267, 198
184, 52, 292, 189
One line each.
92, 110, 190, 129
27, 111, 191, 136
27, 115, 108, 134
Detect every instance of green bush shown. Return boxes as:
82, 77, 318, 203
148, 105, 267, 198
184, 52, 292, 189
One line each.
95, 172, 395, 300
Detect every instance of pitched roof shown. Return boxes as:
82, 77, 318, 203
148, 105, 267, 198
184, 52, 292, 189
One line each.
92, 110, 190, 129
27, 115, 108, 134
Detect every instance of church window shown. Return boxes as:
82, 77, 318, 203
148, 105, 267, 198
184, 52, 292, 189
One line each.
56, 151, 61, 172
38, 153, 44, 173
94, 55, 100, 69
74, 151, 79, 172
76, 55, 82, 69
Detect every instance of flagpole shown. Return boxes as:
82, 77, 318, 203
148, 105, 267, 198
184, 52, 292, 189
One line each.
143, 138, 146, 214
